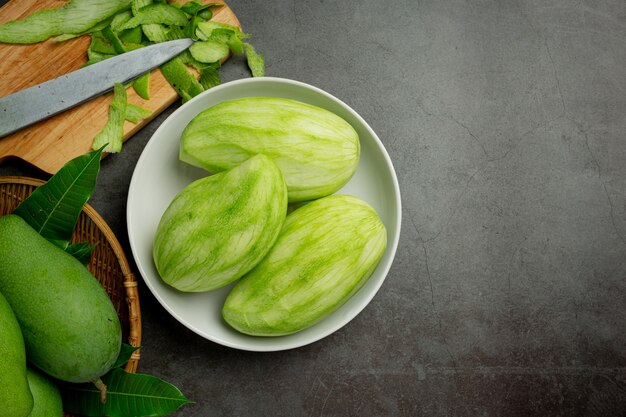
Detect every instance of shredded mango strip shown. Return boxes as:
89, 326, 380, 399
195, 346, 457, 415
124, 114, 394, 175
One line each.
125, 103, 152, 123
0, 0, 266, 152
92, 83, 127, 153
0, 0, 132, 44
244, 43, 264, 77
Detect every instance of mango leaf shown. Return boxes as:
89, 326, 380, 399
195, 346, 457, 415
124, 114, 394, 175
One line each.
13, 147, 104, 250
65, 241, 97, 265
61, 368, 193, 417
112, 343, 141, 368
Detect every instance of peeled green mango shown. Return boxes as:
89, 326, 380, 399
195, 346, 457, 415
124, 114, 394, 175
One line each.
153, 154, 288, 292
180, 97, 360, 202
0, 214, 122, 383
26, 368, 63, 417
0, 291, 33, 417
223, 195, 387, 336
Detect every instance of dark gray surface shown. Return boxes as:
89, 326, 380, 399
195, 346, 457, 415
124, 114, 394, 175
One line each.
1, 1, 626, 416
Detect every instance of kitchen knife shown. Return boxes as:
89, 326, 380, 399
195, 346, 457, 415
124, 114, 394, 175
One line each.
0, 38, 194, 138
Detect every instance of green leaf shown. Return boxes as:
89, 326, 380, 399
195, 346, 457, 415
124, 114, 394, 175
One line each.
244, 42, 265, 77
65, 241, 97, 265
12, 147, 104, 250
61, 368, 193, 417
125, 103, 152, 123
112, 343, 141, 368
92, 83, 128, 153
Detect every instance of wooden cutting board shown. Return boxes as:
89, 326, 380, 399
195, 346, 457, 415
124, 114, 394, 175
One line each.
0, 0, 240, 174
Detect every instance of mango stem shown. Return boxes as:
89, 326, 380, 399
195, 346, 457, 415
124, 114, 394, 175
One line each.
92, 378, 107, 404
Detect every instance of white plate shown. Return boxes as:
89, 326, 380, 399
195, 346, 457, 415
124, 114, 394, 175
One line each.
127, 77, 401, 351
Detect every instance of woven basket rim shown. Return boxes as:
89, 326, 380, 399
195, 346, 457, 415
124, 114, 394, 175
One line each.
0, 175, 142, 372
0, 176, 133, 274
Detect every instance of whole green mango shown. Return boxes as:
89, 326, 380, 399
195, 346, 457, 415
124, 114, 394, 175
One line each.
223, 195, 387, 336
154, 154, 288, 292
180, 97, 360, 202
0, 290, 33, 417
26, 367, 63, 417
0, 214, 122, 383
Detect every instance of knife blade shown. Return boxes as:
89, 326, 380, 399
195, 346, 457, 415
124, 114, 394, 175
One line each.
0, 38, 194, 138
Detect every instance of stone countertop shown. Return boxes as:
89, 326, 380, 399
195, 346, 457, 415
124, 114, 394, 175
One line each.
1, 1, 625, 415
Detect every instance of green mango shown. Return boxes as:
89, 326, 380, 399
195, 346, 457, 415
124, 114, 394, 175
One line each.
26, 368, 63, 417
223, 195, 387, 336
154, 154, 288, 292
0, 214, 122, 383
180, 97, 360, 202
0, 291, 33, 417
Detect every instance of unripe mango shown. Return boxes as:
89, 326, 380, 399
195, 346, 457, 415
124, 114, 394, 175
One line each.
0, 290, 33, 417
0, 214, 122, 383
26, 368, 63, 417
153, 154, 288, 292
223, 195, 387, 336
180, 97, 360, 202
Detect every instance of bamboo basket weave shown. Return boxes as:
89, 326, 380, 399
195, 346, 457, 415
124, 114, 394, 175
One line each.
0, 176, 142, 417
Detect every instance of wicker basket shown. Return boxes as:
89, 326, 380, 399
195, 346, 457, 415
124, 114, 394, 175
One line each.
0, 176, 142, 416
